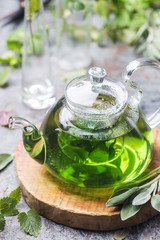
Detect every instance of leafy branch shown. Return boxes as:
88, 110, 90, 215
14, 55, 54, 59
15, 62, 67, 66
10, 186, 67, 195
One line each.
106, 167, 160, 220
0, 187, 41, 237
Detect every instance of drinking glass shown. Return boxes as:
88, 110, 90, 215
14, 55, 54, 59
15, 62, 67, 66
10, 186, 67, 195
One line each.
22, 0, 55, 110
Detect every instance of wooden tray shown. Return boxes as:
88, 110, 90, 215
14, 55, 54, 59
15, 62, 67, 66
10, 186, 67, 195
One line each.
15, 128, 160, 231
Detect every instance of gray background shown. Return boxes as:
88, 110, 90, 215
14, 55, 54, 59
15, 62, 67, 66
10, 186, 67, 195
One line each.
0, 1, 160, 239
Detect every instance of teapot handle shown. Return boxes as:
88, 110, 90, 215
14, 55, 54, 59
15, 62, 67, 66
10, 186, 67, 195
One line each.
122, 58, 160, 128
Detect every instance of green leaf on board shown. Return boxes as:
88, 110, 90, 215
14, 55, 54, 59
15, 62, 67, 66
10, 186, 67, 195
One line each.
0, 214, 5, 231
151, 194, 160, 212
132, 189, 151, 206
18, 209, 41, 237
0, 153, 13, 171
9, 187, 21, 204
0, 68, 10, 87
106, 187, 139, 207
121, 199, 142, 221
114, 229, 127, 240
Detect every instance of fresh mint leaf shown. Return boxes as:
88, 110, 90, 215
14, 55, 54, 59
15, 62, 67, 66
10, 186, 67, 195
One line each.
151, 194, 160, 212
0, 68, 10, 87
121, 199, 142, 221
18, 209, 41, 237
0, 154, 14, 171
0, 197, 17, 215
0, 214, 5, 231
9, 187, 21, 204
4, 209, 19, 217
7, 29, 24, 53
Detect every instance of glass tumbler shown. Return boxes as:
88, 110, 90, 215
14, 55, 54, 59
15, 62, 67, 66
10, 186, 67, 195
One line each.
51, 0, 93, 71
22, 0, 55, 110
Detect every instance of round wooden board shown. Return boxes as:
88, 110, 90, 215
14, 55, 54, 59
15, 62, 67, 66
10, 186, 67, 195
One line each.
15, 128, 160, 231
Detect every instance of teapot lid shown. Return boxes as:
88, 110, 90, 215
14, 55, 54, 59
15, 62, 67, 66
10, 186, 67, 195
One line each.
65, 67, 128, 127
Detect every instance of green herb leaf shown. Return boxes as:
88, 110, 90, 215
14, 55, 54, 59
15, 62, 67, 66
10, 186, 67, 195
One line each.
18, 209, 41, 237
0, 153, 13, 171
9, 187, 21, 204
0, 214, 5, 231
73, 1, 85, 11
0, 197, 17, 215
132, 189, 151, 206
151, 194, 160, 212
4, 209, 19, 217
0, 51, 21, 68
27, 0, 41, 21
121, 199, 142, 221
94, 0, 109, 18
114, 229, 127, 240
106, 187, 139, 207
7, 29, 24, 53
0, 68, 10, 87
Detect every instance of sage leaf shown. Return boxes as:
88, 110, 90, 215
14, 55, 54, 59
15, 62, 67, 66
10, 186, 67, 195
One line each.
0, 68, 10, 87
148, 182, 157, 194
0, 214, 5, 231
0, 197, 17, 215
106, 187, 139, 207
121, 199, 142, 221
18, 209, 41, 237
0, 153, 14, 171
114, 229, 127, 240
132, 189, 151, 206
151, 194, 160, 212
9, 187, 21, 204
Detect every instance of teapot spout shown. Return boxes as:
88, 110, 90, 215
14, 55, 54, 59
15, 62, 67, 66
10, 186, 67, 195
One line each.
9, 117, 46, 164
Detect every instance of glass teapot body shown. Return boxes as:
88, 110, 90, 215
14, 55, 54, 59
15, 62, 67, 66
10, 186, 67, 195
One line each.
39, 97, 153, 188
9, 58, 160, 189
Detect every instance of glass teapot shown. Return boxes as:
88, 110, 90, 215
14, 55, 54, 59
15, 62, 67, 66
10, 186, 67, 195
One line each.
9, 59, 160, 188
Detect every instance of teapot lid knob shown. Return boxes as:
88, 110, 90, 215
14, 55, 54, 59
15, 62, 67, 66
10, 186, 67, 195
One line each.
88, 67, 106, 84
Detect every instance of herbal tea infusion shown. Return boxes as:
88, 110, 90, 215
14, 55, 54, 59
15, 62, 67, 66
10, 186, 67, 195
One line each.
9, 59, 160, 189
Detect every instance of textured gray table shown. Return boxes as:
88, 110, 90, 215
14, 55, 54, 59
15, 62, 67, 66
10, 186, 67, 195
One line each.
1, 1, 160, 240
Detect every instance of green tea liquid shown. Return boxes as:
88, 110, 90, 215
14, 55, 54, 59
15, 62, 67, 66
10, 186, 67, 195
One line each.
43, 111, 153, 188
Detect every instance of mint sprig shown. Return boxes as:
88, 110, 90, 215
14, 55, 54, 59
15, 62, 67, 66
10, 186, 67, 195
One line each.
106, 167, 160, 220
0, 187, 41, 237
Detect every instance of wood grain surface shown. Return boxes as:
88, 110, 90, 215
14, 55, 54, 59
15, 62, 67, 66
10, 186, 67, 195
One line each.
15, 128, 160, 231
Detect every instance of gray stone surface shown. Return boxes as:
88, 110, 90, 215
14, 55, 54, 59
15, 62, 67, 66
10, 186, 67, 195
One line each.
0, 1, 160, 240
